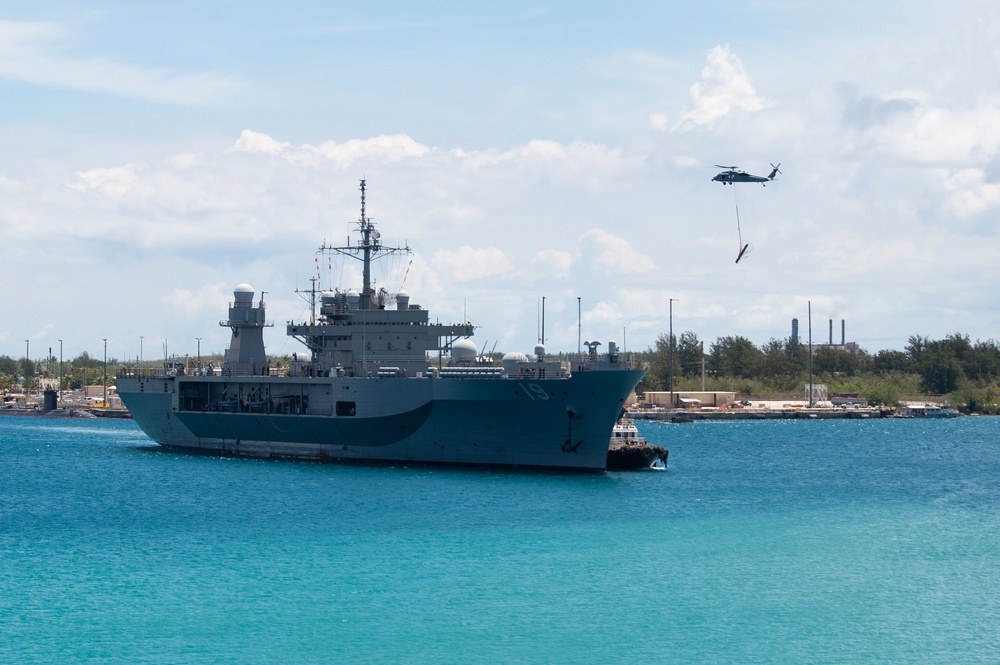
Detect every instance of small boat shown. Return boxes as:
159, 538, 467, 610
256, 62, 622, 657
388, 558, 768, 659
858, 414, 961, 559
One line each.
606, 418, 668, 470
897, 403, 960, 418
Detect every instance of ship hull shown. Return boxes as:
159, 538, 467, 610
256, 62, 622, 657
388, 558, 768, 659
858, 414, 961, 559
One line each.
117, 369, 645, 471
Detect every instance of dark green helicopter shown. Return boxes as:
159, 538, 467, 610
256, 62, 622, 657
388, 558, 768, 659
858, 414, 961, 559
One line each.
712, 163, 781, 185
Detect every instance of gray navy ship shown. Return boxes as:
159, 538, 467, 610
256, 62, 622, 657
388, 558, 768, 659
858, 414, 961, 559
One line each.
117, 180, 646, 471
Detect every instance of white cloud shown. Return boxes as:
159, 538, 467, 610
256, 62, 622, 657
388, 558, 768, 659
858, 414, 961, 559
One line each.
317, 135, 432, 163
531, 249, 575, 278
585, 301, 625, 327
231, 130, 433, 169
168, 153, 209, 170
431, 246, 514, 282
458, 139, 634, 187
162, 282, 232, 318
0, 174, 26, 192
868, 103, 1000, 165
648, 113, 669, 131
673, 45, 768, 129
233, 130, 290, 155
0, 20, 242, 105
579, 229, 656, 275
71, 164, 141, 199
939, 168, 1000, 218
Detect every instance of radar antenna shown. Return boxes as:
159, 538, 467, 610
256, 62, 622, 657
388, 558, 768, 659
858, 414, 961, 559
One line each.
318, 179, 411, 310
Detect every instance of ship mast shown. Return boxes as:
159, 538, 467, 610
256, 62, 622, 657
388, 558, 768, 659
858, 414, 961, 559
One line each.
318, 178, 409, 311
359, 179, 376, 310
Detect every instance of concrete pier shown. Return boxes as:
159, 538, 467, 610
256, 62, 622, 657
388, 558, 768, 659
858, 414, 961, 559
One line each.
631, 404, 888, 423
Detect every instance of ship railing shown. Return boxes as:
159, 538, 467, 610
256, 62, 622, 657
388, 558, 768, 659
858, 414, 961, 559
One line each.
218, 318, 274, 328
118, 368, 163, 379
560, 352, 637, 372
438, 366, 507, 378
511, 364, 571, 379
217, 362, 274, 377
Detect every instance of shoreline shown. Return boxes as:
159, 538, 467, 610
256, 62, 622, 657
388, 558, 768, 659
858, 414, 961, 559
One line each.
631, 403, 960, 422
0, 407, 131, 419
633, 407, 885, 422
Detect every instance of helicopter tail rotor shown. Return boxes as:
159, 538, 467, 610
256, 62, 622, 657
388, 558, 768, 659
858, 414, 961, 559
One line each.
768, 163, 782, 180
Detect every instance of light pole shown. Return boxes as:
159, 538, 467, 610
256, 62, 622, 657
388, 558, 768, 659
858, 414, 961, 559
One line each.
24, 339, 29, 392
668, 298, 676, 408
58, 339, 63, 401
140, 336, 143, 365
577, 297, 581, 355
701, 341, 706, 392
808, 302, 813, 408
196, 338, 202, 373
102, 338, 107, 408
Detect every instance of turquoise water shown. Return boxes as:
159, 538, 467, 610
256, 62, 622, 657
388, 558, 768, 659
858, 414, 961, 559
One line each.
1, 416, 998, 663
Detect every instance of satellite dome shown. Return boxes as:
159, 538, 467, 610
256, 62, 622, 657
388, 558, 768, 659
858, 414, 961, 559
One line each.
501, 351, 530, 373
396, 291, 410, 310
452, 339, 478, 361
233, 283, 255, 303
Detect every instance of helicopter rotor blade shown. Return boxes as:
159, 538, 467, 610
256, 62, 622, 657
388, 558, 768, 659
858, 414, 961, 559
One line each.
715, 165, 739, 169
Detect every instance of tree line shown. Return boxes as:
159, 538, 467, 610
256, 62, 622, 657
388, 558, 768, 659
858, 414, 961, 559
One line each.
0, 352, 119, 392
6, 333, 1000, 413
0, 352, 223, 392
637, 331, 1000, 413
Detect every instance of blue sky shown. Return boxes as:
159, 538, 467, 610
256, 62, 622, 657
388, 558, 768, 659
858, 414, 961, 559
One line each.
2, 1, 998, 363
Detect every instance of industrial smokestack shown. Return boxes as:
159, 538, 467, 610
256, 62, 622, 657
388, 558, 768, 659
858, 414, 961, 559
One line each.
791, 318, 799, 344
841, 320, 845, 346
829, 319, 833, 345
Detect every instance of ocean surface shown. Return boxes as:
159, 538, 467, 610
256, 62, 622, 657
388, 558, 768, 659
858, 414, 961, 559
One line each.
1, 415, 998, 664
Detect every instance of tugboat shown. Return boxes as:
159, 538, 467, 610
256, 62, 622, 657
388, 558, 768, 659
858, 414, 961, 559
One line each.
606, 417, 668, 470
117, 180, 647, 471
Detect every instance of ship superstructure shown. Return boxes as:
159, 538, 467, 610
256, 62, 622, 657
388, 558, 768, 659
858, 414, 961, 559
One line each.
117, 180, 645, 471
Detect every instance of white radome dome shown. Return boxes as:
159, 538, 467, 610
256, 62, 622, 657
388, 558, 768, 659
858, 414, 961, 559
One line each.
502, 351, 530, 363
233, 283, 255, 303
452, 339, 478, 360
501, 351, 531, 373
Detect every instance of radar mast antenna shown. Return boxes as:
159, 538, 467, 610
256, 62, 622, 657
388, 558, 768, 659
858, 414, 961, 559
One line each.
359, 178, 375, 310
318, 179, 411, 311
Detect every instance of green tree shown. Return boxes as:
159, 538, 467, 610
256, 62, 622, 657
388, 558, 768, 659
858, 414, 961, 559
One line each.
638, 333, 674, 392
967, 339, 1000, 382
813, 346, 861, 376
709, 335, 763, 378
760, 338, 805, 379
873, 349, 913, 374
0, 355, 18, 376
865, 379, 901, 407
906, 335, 928, 363
919, 347, 962, 394
676, 331, 704, 379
